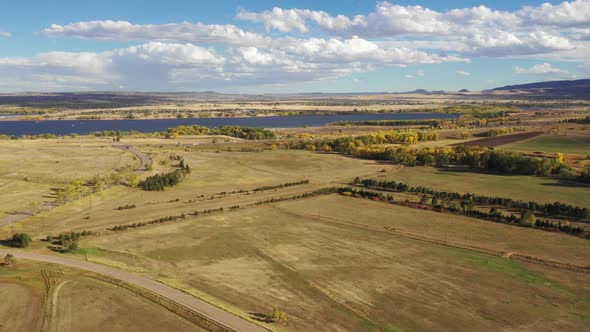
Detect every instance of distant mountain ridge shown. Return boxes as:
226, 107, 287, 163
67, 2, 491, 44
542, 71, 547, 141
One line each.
491, 79, 590, 91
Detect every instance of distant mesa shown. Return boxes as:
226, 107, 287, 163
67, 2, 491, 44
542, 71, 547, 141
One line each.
490, 79, 590, 91
458, 89, 470, 92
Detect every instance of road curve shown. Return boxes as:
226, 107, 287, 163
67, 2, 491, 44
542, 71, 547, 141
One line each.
0, 250, 267, 332
112, 143, 153, 173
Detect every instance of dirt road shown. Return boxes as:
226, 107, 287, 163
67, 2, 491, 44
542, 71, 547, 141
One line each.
112, 143, 153, 173
450, 131, 543, 148
0, 250, 267, 332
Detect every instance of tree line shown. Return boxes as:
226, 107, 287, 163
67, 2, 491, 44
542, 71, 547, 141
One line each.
253, 179, 310, 192
353, 177, 590, 220
338, 187, 585, 237
287, 129, 438, 153
561, 116, 590, 124
165, 125, 276, 140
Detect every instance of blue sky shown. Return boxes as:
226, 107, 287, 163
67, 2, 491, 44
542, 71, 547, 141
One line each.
0, 0, 589, 92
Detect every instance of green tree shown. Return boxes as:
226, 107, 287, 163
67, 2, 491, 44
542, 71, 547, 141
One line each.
10, 233, 32, 248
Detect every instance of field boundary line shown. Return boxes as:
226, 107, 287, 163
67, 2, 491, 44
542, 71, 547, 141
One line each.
91, 275, 240, 332
271, 202, 590, 273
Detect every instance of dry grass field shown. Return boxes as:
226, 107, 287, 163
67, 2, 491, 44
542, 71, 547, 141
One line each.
2, 147, 391, 237
0, 139, 136, 215
55, 277, 201, 332
75, 194, 590, 332
376, 166, 590, 208
0, 260, 203, 332
1, 133, 589, 332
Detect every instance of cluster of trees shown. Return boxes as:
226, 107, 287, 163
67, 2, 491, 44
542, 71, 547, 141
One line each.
142, 170, 187, 191
354, 178, 589, 219
7, 233, 32, 248
142, 161, 190, 191
164, 125, 276, 140
474, 127, 516, 137
253, 179, 310, 192
56, 170, 138, 204
338, 187, 585, 236
344, 145, 569, 177
561, 116, 590, 124
288, 130, 438, 153
47, 231, 95, 252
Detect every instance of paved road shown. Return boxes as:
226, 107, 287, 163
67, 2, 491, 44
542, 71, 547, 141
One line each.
0, 250, 267, 332
0, 144, 152, 228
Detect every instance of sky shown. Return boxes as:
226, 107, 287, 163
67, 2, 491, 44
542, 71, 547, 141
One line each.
0, 0, 589, 93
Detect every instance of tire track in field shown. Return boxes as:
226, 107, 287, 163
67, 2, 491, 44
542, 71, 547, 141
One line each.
0, 250, 268, 332
270, 203, 590, 273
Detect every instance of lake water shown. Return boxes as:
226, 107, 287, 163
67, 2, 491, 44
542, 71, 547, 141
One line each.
0, 112, 458, 136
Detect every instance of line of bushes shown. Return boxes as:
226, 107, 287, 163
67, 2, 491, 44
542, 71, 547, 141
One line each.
337, 187, 585, 237
253, 180, 310, 192
353, 178, 590, 220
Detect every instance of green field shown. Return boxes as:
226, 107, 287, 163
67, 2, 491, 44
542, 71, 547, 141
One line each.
501, 134, 590, 155
80, 194, 590, 332
379, 166, 590, 208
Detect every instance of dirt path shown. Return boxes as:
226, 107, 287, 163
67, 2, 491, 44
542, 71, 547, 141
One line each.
450, 131, 543, 148
0, 250, 267, 332
0, 144, 151, 228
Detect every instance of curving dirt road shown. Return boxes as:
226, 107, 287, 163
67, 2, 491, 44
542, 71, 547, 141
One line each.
0, 250, 267, 332
111, 143, 153, 173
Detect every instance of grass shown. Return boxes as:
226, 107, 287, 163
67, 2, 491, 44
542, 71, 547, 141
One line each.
55, 277, 203, 332
501, 133, 590, 156
0, 261, 45, 332
0, 138, 135, 215
377, 166, 590, 208
0, 259, 203, 332
2, 146, 388, 237
81, 194, 590, 332
3, 136, 589, 331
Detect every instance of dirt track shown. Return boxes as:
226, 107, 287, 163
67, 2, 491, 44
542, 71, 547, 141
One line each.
451, 131, 543, 147
0, 250, 267, 332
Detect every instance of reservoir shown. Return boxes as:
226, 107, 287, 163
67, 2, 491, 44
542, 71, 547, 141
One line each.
0, 112, 458, 136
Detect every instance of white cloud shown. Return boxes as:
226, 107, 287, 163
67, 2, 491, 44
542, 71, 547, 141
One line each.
404, 74, 414, 79
0, 31, 10, 38
236, 1, 588, 58
0, 38, 467, 91
518, 0, 590, 27
456, 70, 471, 76
513, 62, 569, 75
43, 20, 269, 46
